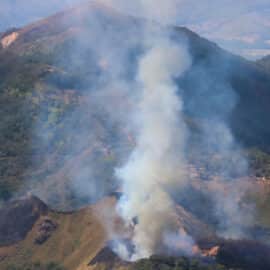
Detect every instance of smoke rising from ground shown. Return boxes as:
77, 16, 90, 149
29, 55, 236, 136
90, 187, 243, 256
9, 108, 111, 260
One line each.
3, 0, 255, 259
115, 40, 192, 259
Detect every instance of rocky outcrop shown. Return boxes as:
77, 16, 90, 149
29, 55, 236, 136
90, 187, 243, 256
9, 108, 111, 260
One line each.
0, 195, 48, 246
34, 216, 57, 245
0, 31, 19, 48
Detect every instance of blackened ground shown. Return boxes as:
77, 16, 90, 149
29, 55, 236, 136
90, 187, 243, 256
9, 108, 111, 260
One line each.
0, 195, 48, 246
216, 239, 270, 270
89, 245, 130, 270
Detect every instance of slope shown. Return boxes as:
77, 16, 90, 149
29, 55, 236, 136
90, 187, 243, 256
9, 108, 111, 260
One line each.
0, 0, 270, 208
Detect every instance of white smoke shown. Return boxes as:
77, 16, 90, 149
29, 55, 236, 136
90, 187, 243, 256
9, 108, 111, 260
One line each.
115, 39, 192, 260
18, 0, 254, 258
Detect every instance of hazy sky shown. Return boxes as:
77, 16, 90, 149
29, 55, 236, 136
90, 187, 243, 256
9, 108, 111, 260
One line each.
0, 0, 269, 59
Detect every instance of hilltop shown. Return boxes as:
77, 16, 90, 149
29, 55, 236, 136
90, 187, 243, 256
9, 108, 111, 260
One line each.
0, 0, 270, 206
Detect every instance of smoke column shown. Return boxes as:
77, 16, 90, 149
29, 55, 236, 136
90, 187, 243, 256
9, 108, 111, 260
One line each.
115, 39, 193, 260
13, 0, 253, 257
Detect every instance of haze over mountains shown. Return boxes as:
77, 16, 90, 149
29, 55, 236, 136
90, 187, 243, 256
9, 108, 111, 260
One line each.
0, 0, 270, 59
1, 1, 270, 270
0, 0, 270, 206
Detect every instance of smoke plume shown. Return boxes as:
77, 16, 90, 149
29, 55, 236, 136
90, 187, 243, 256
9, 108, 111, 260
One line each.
115, 39, 193, 259
2, 0, 255, 259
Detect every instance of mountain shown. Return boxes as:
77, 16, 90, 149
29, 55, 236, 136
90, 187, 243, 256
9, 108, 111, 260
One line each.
0, 195, 109, 270
0, 195, 215, 270
1, 195, 270, 270
1, 1, 270, 206
1, 2, 270, 268
0, 1, 139, 207
257, 55, 270, 74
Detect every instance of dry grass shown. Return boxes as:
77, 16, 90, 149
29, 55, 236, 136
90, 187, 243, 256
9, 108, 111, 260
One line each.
0, 198, 117, 270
